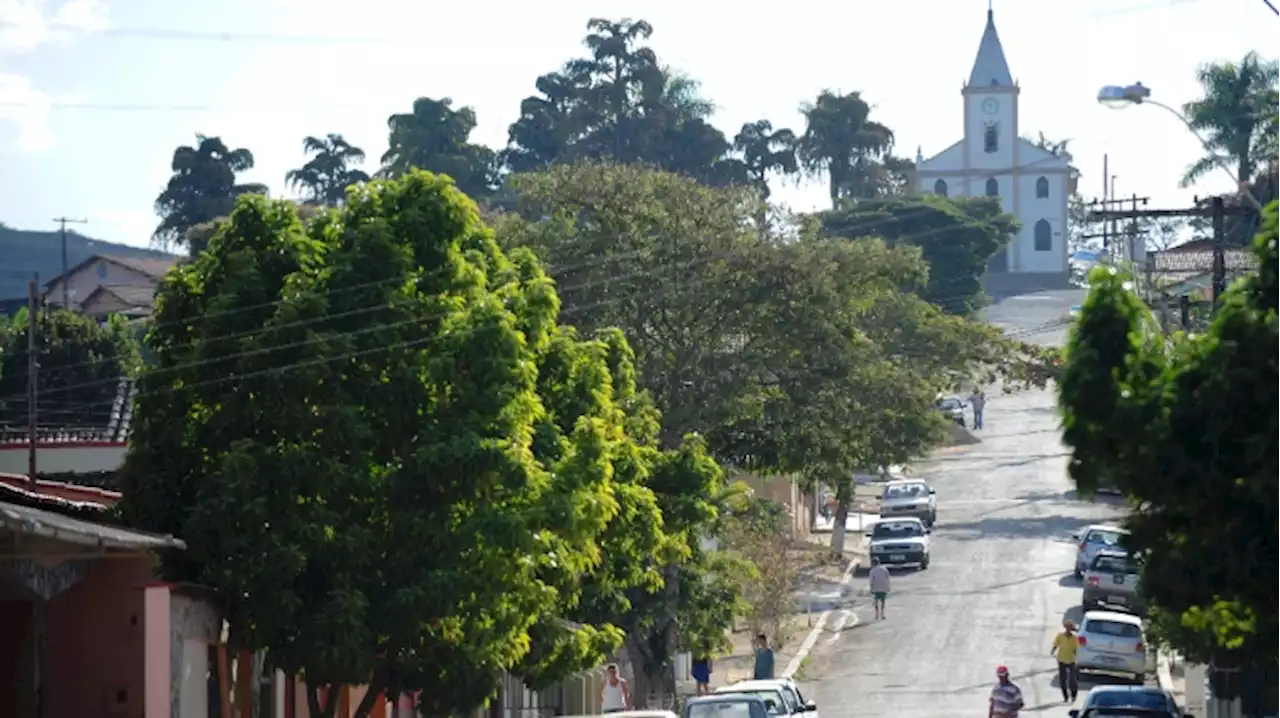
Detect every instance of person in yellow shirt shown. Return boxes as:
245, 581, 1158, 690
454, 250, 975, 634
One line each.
1051, 619, 1080, 703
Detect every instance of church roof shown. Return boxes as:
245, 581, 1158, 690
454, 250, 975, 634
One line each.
967, 10, 1014, 89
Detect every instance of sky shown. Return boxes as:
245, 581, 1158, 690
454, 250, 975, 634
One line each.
0, 0, 1274, 250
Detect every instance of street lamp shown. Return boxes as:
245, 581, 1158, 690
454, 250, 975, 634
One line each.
1096, 82, 1265, 212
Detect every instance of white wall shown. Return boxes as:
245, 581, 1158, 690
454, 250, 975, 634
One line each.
178, 640, 208, 718
964, 91, 1017, 172
1014, 173, 1068, 273
0, 443, 126, 475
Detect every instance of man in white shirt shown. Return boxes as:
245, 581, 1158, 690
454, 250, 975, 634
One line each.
868, 557, 891, 620
600, 663, 631, 713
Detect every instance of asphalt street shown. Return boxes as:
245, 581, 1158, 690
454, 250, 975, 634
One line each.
800, 289, 1146, 717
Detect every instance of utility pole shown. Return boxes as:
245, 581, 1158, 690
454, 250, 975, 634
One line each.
1211, 196, 1226, 306
26, 278, 38, 483
1079, 193, 1151, 260
52, 216, 88, 310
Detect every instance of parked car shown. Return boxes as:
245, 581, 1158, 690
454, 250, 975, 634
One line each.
936, 397, 967, 427
1075, 609, 1148, 684
684, 693, 771, 718
1069, 685, 1193, 717
1083, 549, 1143, 613
1073, 524, 1130, 580
564, 712, 677, 718
714, 679, 818, 716
867, 517, 931, 569
879, 479, 937, 526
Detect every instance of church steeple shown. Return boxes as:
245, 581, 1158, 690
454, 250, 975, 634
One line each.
966, 8, 1014, 89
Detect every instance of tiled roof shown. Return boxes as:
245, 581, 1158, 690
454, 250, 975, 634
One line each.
0, 496, 184, 550
94, 284, 157, 308
103, 255, 179, 278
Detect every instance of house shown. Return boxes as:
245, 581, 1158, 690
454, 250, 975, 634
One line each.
0, 473, 224, 718
43, 255, 179, 319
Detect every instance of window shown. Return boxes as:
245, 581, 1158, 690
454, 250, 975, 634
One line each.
96, 262, 109, 279
984, 122, 998, 153
933, 179, 948, 196
1036, 176, 1050, 198
985, 178, 999, 196
1034, 219, 1052, 251
1083, 620, 1142, 639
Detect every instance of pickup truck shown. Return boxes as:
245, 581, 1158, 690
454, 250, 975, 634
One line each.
1082, 549, 1142, 614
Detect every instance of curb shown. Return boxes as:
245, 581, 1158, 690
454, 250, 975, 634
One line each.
1155, 649, 1175, 691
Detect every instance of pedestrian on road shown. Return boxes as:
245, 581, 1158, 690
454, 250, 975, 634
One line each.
868, 558, 891, 620
752, 634, 775, 679
691, 654, 713, 695
968, 389, 986, 430
1051, 619, 1081, 703
988, 665, 1024, 718
600, 663, 631, 713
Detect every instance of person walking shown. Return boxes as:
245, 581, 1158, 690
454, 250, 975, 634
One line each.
752, 634, 775, 680
968, 389, 987, 430
691, 654, 713, 695
600, 663, 631, 713
989, 665, 1024, 718
1051, 620, 1081, 703
868, 557, 891, 620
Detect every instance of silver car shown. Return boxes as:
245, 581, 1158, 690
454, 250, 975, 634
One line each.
879, 479, 937, 527
1072, 524, 1129, 580
1075, 609, 1148, 683
1082, 550, 1142, 613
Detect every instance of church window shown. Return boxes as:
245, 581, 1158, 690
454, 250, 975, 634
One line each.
934, 179, 948, 196
984, 122, 998, 153
1034, 219, 1052, 251
1036, 176, 1050, 198
985, 177, 999, 196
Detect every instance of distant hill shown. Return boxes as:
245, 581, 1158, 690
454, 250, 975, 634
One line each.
0, 224, 180, 302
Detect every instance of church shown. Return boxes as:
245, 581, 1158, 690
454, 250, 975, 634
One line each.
913, 8, 1074, 295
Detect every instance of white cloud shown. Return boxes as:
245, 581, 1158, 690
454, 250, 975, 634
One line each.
0, 0, 109, 152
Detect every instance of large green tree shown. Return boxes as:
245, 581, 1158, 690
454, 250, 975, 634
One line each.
0, 308, 141, 430
380, 97, 499, 200
798, 90, 895, 205
818, 195, 1017, 315
153, 135, 268, 252
285, 133, 370, 205
119, 171, 704, 717
1059, 201, 1277, 714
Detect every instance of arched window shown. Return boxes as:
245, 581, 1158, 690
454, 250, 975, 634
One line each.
985, 177, 999, 196
984, 123, 999, 153
1036, 176, 1050, 198
1034, 219, 1052, 251
934, 179, 948, 196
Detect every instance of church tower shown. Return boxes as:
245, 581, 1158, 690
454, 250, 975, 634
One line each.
962, 9, 1018, 174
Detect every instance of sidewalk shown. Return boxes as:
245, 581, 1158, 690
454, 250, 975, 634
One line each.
1158, 650, 1206, 717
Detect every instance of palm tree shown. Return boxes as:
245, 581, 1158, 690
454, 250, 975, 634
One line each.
732, 120, 798, 200
1180, 52, 1279, 191
153, 135, 267, 251
285, 133, 369, 205
797, 91, 895, 206
381, 97, 496, 199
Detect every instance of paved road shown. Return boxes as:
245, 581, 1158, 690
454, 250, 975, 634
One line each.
800, 290, 1146, 717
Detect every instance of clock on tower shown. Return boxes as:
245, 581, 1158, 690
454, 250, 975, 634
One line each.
981, 98, 999, 115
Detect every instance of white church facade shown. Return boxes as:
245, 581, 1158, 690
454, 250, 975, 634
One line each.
914, 8, 1074, 294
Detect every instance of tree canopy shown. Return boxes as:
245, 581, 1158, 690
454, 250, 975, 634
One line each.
153, 135, 268, 252
1059, 201, 1277, 696
119, 171, 729, 717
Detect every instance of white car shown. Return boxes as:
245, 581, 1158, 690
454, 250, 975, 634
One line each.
1075, 609, 1148, 683
878, 479, 937, 527
867, 517, 931, 569
715, 679, 819, 717
1072, 524, 1130, 580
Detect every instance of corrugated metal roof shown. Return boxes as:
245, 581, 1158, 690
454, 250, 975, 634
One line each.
0, 499, 185, 551
967, 10, 1015, 88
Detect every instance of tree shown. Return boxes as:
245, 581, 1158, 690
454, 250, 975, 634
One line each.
285, 133, 370, 205
380, 97, 499, 200
719, 494, 797, 647
118, 171, 680, 717
798, 90, 895, 205
818, 195, 1017, 315
153, 135, 268, 251
0, 308, 141, 429
1059, 201, 1277, 714
731, 120, 798, 200
1180, 52, 1278, 193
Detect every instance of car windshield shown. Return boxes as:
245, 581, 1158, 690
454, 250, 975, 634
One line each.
939, 398, 962, 410
1086, 529, 1126, 547
873, 522, 923, 539
1084, 620, 1142, 638
883, 484, 928, 500
1087, 689, 1171, 710
1092, 554, 1141, 573
730, 691, 786, 715
687, 701, 758, 718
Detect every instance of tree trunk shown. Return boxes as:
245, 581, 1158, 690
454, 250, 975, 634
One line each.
624, 640, 655, 710
829, 480, 855, 556
352, 675, 385, 718
307, 684, 341, 718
